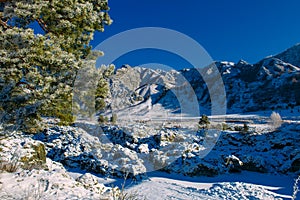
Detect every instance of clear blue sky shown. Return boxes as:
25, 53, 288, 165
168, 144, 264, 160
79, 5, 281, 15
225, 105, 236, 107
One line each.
91, 0, 300, 69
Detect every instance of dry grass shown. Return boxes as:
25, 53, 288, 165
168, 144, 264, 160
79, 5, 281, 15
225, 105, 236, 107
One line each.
0, 160, 19, 173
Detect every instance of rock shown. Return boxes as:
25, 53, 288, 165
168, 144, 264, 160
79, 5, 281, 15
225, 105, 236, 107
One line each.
76, 173, 107, 194
20, 140, 46, 169
0, 133, 46, 171
290, 157, 300, 173
138, 144, 149, 154
225, 155, 243, 173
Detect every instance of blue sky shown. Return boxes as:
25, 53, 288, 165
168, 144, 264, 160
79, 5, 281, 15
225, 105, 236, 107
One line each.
91, 0, 300, 69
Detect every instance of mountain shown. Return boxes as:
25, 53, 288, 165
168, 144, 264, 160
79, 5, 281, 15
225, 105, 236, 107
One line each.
104, 44, 300, 118
274, 43, 300, 67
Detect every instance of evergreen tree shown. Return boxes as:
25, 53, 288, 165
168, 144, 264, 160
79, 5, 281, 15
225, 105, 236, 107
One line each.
95, 64, 114, 112
73, 60, 114, 120
0, 0, 112, 132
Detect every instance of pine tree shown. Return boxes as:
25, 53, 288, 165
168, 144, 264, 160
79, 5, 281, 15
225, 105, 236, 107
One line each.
73, 60, 114, 120
95, 64, 115, 112
0, 0, 112, 132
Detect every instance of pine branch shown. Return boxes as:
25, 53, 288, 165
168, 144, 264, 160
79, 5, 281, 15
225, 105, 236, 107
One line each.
0, 0, 11, 29
16, 81, 35, 90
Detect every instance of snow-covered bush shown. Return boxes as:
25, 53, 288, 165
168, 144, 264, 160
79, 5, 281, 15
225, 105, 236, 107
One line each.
270, 111, 282, 128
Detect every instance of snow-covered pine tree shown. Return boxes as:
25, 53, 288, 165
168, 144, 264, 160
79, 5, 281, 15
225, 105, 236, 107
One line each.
0, 0, 112, 133
73, 51, 114, 120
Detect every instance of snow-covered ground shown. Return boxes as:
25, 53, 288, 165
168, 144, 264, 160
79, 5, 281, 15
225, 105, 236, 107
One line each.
1, 113, 299, 199
125, 171, 295, 200
64, 168, 297, 200
65, 169, 297, 200
1, 163, 297, 200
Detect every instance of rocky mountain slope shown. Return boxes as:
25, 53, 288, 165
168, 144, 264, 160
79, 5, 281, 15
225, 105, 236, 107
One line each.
274, 43, 300, 67
105, 44, 300, 118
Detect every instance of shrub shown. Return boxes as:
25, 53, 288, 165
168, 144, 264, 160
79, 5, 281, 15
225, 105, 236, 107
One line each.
112, 172, 147, 200
0, 160, 19, 173
198, 114, 210, 129
242, 123, 249, 133
234, 126, 243, 132
222, 123, 232, 131
98, 115, 108, 124
234, 123, 249, 133
57, 112, 76, 126
111, 113, 117, 124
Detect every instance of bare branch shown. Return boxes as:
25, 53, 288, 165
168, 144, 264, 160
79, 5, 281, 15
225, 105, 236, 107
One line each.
16, 81, 35, 90
0, 18, 11, 29
36, 18, 48, 33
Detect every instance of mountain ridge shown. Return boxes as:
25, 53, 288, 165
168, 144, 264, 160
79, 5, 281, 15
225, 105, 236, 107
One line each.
105, 43, 300, 118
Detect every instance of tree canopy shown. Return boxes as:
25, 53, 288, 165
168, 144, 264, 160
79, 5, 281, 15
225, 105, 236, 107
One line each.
0, 0, 112, 132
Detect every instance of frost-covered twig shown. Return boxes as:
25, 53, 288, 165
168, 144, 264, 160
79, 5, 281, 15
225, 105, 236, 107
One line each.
270, 111, 282, 129
24, 179, 46, 200
292, 174, 300, 200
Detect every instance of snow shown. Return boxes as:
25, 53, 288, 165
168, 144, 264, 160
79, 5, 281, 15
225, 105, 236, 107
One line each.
0, 159, 117, 200
0, 165, 297, 199
124, 171, 295, 200
1, 113, 299, 199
